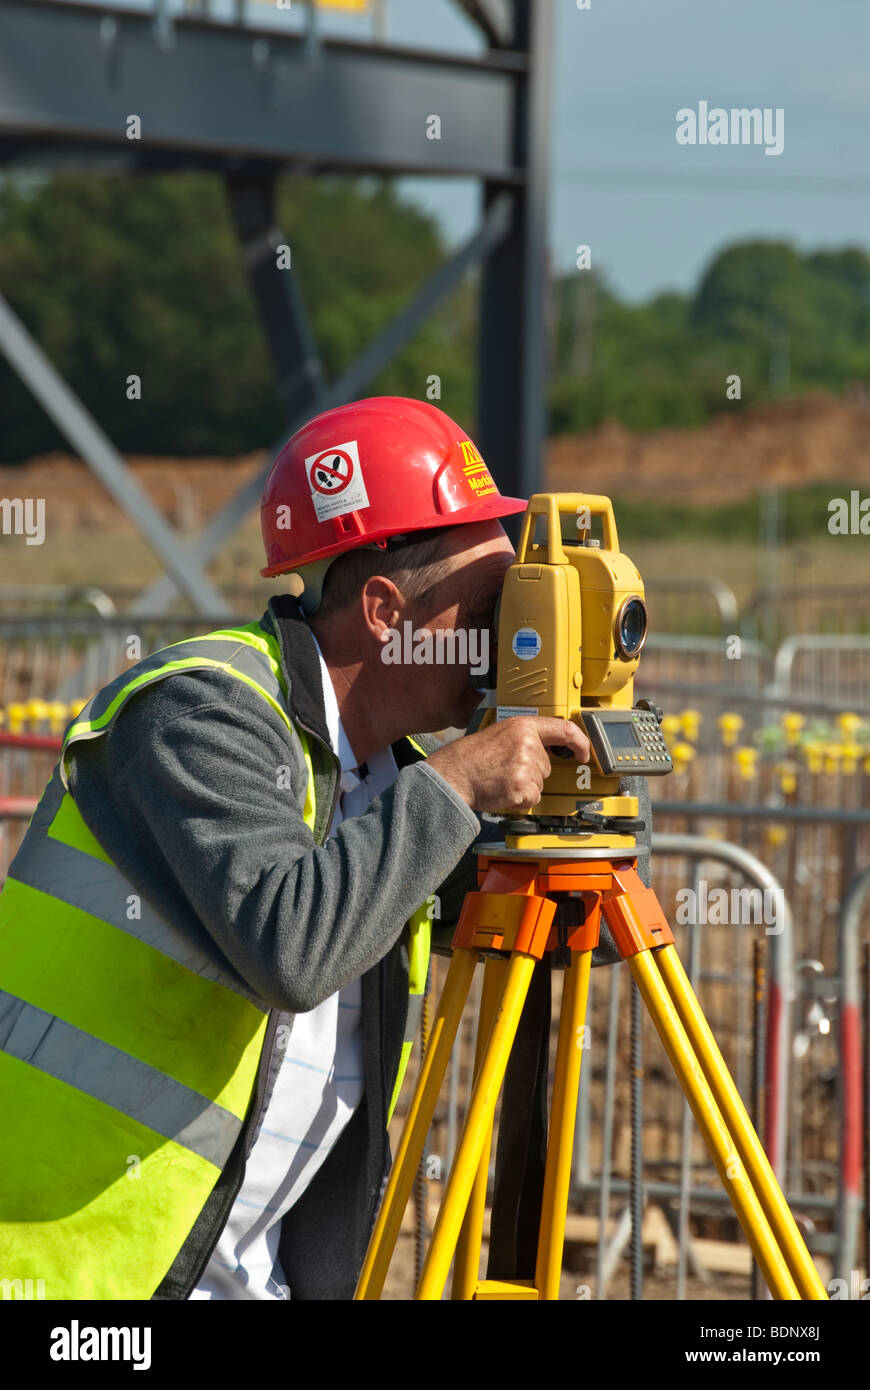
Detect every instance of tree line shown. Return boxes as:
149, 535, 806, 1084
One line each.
0, 172, 866, 462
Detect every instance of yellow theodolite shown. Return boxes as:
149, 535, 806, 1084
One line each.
355, 493, 827, 1302
487, 493, 666, 845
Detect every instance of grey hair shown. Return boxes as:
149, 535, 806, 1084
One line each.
302, 528, 456, 619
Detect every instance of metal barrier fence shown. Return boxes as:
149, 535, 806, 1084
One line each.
644, 580, 739, 637
1, 610, 869, 717
637, 636, 774, 738
650, 799, 870, 1277
638, 634, 870, 733
746, 586, 870, 648
0, 586, 116, 617
836, 865, 870, 1282
394, 796, 869, 1297
642, 634, 771, 690
0, 732, 60, 877
0, 614, 240, 708
570, 835, 793, 1300
770, 636, 870, 710
0, 619, 847, 739
8, 618, 869, 724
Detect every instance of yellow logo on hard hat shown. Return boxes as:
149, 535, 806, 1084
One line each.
458, 440, 496, 498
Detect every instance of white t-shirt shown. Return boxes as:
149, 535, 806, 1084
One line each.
190, 637, 398, 1300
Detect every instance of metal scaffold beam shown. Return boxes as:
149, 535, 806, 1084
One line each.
132, 192, 513, 615
0, 0, 520, 181
0, 0, 553, 613
0, 293, 226, 614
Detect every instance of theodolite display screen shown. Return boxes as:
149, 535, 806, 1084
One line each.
605, 722, 641, 749
579, 708, 673, 777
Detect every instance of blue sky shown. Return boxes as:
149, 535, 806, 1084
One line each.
282, 0, 870, 303
70, 0, 870, 302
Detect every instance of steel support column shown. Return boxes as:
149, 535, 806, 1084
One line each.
0, 294, 225, 614
477, 0, 553, 511
0, 0, 552, 610
0, 0, 519, 181
132, 193, 512, 614
225, 175, 325, 425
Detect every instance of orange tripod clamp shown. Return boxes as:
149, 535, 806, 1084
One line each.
453, 852, 673, 961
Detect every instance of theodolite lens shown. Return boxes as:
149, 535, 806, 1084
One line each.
615, 596, 647, 659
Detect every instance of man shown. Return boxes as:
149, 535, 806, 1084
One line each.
0, 396, 645, 1300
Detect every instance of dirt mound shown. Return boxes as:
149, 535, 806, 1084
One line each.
547, 391, 870, 504
0, 452, 267, 534
2, 392, 869, 530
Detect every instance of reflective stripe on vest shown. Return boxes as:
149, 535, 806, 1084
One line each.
386, 735, 433, 1125
0, 626, 300, 1298
0, 621, 432, 1292
0, 990, 242, 1167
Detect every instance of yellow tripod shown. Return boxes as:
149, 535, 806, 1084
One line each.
355, 845, 828, 1301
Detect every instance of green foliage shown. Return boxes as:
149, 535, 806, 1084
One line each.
0, 174, 867, 460
550, 241, 870, 435
611, 482, 869, 546
0, 173, 474, 460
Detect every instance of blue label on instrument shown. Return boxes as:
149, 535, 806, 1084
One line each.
512, 628, 542, 660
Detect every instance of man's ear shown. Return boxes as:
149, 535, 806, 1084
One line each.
360, 575, 403, 644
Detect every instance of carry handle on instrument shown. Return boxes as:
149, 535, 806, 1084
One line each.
515, 492, 620, 566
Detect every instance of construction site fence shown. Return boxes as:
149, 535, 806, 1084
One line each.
0, 613, 236, 710
2, 576, 870, 640
571, 833, 792, 1301
395, 816, 869, 1299
3, 612, 870, 717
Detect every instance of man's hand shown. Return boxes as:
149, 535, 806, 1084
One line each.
426, 716, 591, 813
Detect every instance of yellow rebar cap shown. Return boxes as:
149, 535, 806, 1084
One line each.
680, 709, 701, 742
672, 742, 696, 772
782, 712, 804, 745
774, 760, 798, 795
734, 747, 759, 780
718, 712, 743, 747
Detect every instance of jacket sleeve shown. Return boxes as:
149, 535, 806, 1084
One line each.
66, 667, 481, 1013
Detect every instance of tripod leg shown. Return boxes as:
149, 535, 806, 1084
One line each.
417, 952, 538, 1300
452, 957, 506, 1299
355, 949, 477, 1299
629, 948, 802, 1299
655, 944, 827, 1300
535, 949, 592, 1299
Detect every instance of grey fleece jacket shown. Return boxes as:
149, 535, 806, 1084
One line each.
65, 594, 651, 1299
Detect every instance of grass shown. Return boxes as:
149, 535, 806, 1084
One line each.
0, 489, 867, 635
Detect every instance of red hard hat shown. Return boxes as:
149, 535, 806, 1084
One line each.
260, 396, 527, 577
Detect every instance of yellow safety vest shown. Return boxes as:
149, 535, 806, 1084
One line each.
0, 621, 430, 1298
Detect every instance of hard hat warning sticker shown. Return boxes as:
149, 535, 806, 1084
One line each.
305, 440, 370, 521
458, 440, 497, 498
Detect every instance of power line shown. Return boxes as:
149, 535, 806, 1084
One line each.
555, 167, 870, 196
